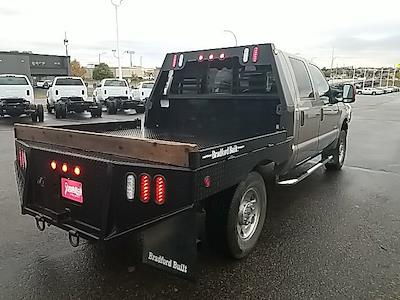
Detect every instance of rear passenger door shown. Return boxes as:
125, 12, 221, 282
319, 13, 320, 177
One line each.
289, 58, 321, 164
308, 64, 340, 151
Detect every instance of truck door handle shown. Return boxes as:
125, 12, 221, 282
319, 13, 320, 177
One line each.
300, 111, 305, 126
320, 108, 324, 121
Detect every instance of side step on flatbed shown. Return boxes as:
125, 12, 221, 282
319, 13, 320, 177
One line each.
276, 155, 333, 186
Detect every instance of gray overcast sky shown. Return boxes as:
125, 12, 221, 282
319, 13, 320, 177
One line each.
0, 0, 399, 68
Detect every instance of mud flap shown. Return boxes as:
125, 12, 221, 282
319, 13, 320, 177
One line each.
141, 208, 197, 280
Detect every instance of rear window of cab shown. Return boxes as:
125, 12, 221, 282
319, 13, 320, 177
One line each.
0, 77, 29, 86
55, 78, 84, 86
104, 80, 127, 87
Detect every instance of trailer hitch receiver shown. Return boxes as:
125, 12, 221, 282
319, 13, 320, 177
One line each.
68, 230, 80, 247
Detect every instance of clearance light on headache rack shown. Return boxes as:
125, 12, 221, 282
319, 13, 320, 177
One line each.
73, 166, 81, 176
252, 46, 259, 63
62, 163, 68, 173
219, 53, 225, 60
198, 54, 204, 61
50, 161, 57, 170
208, 54, 214, 60
172, 54, 178, 68
18, 149, 27, 170
243, 48, 250, 63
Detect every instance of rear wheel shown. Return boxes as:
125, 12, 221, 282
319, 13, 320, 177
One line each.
47, 100, 53, 114
136, 106, 145, 114
323, 129, 347, 170
31, 112, 38, 122
54, 103, 61, 119
206, 172, 267, 259
37, 104, 44, 122
107, 101, 117, 114
372, 92, 376, 95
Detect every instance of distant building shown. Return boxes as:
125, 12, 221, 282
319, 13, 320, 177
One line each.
0, 51, 70, 84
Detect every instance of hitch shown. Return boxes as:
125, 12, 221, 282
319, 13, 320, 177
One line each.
68, 230, 80, 247
35, 216, 46, 231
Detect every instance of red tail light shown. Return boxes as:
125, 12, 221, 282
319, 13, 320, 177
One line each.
154, 175, 166, 205
172, 54, 178, 68
18, 149, 27, 170
252, 46, 259, 63
140, 174, 151, 203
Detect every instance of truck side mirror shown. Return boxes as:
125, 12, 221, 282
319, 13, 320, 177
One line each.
343, 84, 356, 103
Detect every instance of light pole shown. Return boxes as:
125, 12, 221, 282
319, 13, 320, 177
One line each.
63, 32, 69, 57
111, 0, 123, 79
98, 52, 107, 64
371, 69, 376, 88
125, 50, 135, 67
379, 68, 384, 87
392, 68, 397, 87
223, 30, 238, 46
362, 68, 367, 90
386, 69, 390, 87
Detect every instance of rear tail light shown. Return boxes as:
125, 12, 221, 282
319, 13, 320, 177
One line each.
252, 46, 259, 63
55, 90, 59, 95
82, 90, 85, 95
140, 174, 151, 203
172, 54, 178, 68
243, 48, 250, 63
18, 149, 27, 170
126, 90, 128, 94
104, 90, 107, 94
154, 175, 166, 205
178, 54, 184, 67
126, 174, 135, 200
73, 166, 81, 176
27, 90, 30, 96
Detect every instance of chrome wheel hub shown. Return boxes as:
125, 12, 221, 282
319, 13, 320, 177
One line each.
237, 188, 261, 241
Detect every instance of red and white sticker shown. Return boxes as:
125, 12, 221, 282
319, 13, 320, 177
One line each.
61, 178, 83, 203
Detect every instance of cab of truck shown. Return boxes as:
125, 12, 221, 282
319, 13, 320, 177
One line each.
47, 77, 88, 105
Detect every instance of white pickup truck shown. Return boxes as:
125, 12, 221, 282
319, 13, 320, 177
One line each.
47, 76, 101, 119
93, 78, 130, 104
131, 81, 154, 101
0, 74, 44, 122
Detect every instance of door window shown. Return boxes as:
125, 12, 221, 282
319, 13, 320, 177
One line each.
309, 64, 330, 104
289, 58, 314, 99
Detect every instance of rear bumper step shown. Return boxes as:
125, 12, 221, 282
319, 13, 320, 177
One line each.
276, 155, 333, 185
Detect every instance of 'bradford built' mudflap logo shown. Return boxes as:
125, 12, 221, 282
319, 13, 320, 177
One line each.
202, 144, 245, 160
148, 251, 188, 274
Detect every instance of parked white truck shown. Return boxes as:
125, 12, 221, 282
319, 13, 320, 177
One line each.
131, 81, 154, 101
0, 74, 44, 122
47, 76, 101, 119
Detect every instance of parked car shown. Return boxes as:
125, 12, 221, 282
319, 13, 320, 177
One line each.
14, 44, 355, 279
47, 76, 101, 119
0, 74, 44, 122
358, 87, 384, 95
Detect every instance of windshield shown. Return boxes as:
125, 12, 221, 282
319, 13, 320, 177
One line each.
142, 83, 154, 89
0, 76, 29, 86
55, 78, 84, 86
167, 58, 277, 97
104, 80, 127, 87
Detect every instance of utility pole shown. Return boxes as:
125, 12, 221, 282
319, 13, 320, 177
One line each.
63, 32, 69, 57
371, 69, 375, 88
352, 67, 356, 85
125, 50, 135, 67
98, 52, 106, 64
386, 69, 390, 87
330, 47, 335, 80
392, 68, 396, 87
111, 0, 123, 79
362, 69, 367, 90
379, 68, 384, 87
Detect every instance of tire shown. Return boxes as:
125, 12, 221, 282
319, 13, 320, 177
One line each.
55, 104, 61, 119
31, 112, 38, 122
107, 101, 117, 114
37, 104, 44, 122
60, 103, 67, 119
206, 172, 267, 259
372, 92, 376, 95
136, 106, 145, 114
46, 101, 53, 114
323, 129, 347, 171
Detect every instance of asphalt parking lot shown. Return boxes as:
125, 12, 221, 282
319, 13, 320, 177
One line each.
0, 93, 400, 299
